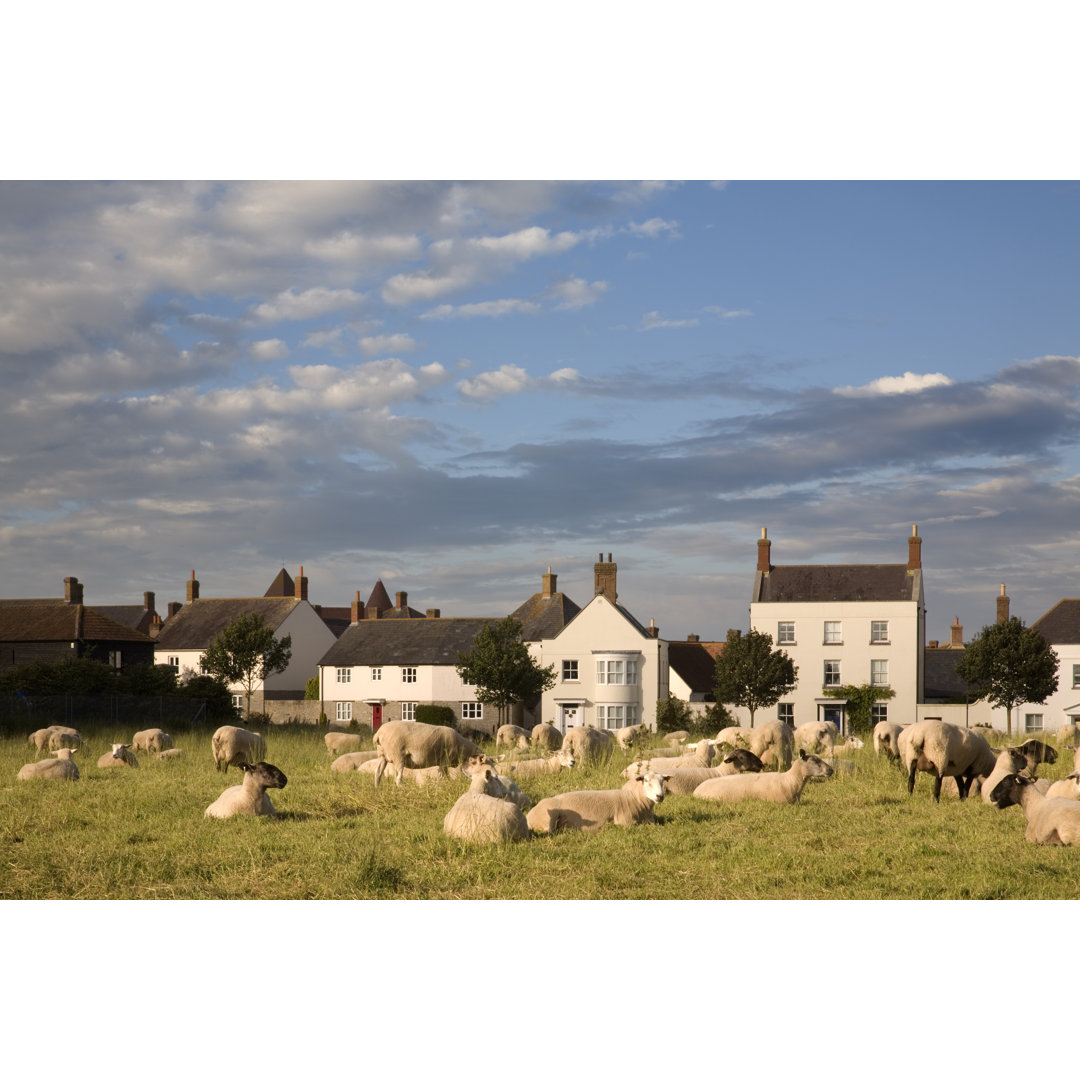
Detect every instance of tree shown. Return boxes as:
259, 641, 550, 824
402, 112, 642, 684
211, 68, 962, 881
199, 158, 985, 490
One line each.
824, 683, 896, 735
713, 628, 798, 728
201, 613, 292, 719
455, 617, 556, 730
955, 616, 1059, 738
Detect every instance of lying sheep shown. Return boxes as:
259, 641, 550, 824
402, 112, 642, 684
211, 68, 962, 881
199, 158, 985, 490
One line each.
980, 747, 1031, 805
873, 721, 904, 760
373, 720, 483, 786
212, 725, 267, 774
898, 719, 995, 802
614, 724, 647, 750
324, 731, 367, 757
204, 761, 288, 820
525, 771, 668, 834
443, 765, 529, 843
561, 726, 615, 766
496, 746, 576, 778
98, 743, 138, 768
1044, 774, 1080, 800
131, 728, 174, 754
495, 724, 532, 750
493, 773, 532, 811
989, 773, 1080, 845
794, 720, 839, 756
663, 730, 690, 747
692, 750, 834, 804
530, 723, 562, 751
329, 750, 380, 773
157, 748, 185, 761
637, 740, 716, 772
631, 752, 763, 795
17, 747, 80, 781
355, 757, 448, 785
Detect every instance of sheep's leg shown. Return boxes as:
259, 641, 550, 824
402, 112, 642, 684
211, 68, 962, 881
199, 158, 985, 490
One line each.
373, 757, 387, 787
955, 773, 972, 799
932, 772, 943, 802
906, 759, 918, 794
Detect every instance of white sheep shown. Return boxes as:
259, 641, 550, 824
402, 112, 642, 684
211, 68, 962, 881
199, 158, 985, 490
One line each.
211, 725, 267, 774
561, 726, 615, 766
495, 724, 532, 750
989, 773, 1080, 845
636, 740, 716, 772
493, 773, 532, 811
131, 728, 174, 754
897, 719, 995, 802
157, 748, 185, 761
496, 746, 576, 778
980, 747, 1031, 805
47, 729, 84, 752
530, 723, 563, 751
525, 771, 668, 834
324, 731, 367, 756
17, 747, 80, 781
1043, 774, 1080, 800
793, 720, 839, 756
97, 743, 139, 768
372, 720, 483, 786
692, 750, 834, 804
443, 765, 529, 843
614, 724, 647, 750
631, 752, 763, 795
329, 750, 380, 773
825, 735, 864, 756
204, 761, 288, 820
1057, 722, 1080, 747
663, 730, 690, 746
873, 721, 904, 760
714, 726, 751, 750
29, 726, 81, 756
746, 721, 794, 770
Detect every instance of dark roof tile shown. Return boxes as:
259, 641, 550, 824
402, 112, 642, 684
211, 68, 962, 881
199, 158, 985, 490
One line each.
155, 597, 301, 649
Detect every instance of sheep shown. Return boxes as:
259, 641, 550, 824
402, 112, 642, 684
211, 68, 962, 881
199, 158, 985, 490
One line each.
97, 743, 139, 768
204, 761, 288, 820
714, 726, 751, 750
980, 746, 1031, 805
630, 751, 763, 795
794, 720, 839, 756
614, 724, 647, 750
989, 773, 1080, 845
29, 726, 81, 756
1056, 722, 1080, 747
1013, 738, 1058, 776
372, 720, 484, 786
496, 746, 576, 778
47, 729, 83, 752
131, 728, 174, 754
495, 724, 532, 750
663, 730, 690, 747
355, 757, 449, 785
157, 748, 185, 761
746, 721, 794, 770
825, 735, 864, 756
324, 731, 367, 756
17, 747, 80, 781
530, 723, 563, 751
873, 721, 904, 760
330, 750, 380, 773
1043, 774, 1080, 801
561, 726, 615, 766
693, 750, 834, 804
897, 719, 996, 802
443, 765, 529, 843
636, 740, 716, 773
493, 773, 532, 811
525, 771, 668, 834
212, 725, 267, 774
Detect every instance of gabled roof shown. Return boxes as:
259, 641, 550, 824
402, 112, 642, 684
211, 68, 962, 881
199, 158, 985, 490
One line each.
314, 606, 353, 638
94, 605, 156, 636
754, 564, 919, 604
1031, 600, 1080, 645
320, 618, 497, 667
0, 604, 153, 644
511, 590, 582, 641
154, 597, 302, 650
667, 640, 722, 694
923, 647, 980, 702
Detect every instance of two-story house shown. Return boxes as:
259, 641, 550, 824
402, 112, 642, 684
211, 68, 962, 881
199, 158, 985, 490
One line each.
748, 526, 926, 733
1015, 595, 1080, 737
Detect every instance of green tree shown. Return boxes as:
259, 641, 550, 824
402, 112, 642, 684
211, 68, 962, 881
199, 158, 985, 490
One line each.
955, 616, 1059, 738
713, 628, 798, 728
824, 683, 896, 735
305, 675, 320, 700
200, 613, 292, 719
456, 617, 556, 730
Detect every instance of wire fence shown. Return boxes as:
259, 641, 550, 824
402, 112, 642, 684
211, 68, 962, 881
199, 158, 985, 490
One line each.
0, 693, 210, 735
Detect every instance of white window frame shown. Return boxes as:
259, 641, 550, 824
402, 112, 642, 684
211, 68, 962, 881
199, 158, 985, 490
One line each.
823, 660, 841, 687
336, 667, 351, 684
596, 704, 638, 729
871, 702, 889, 724
167, 655, 180, 668
597, 659, 625, 685
401, 702, 417, 722
871, 620, 889, 644
824, 621, 842, 645
870, 659, 888, 686
336, 702, 352, 723
777, 621, 795, 645
778, 702, 794, 724
402, 667, 417, 684
625, 659, 639, 685
231, 694, 243, 710
371, 667, 382, 682
1072, 664, 1080, 689
1024, 713, 1044, 733
562, 659, 579, 682
461, 702, 483, 722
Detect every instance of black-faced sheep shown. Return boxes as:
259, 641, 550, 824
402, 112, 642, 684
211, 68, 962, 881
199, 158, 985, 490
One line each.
443, 765, 529, 843
630, 751, 762, 795
372, 720, 484, 786
204, 761, 288, 819
525, 771, 667, 834
692, 750, 833, 804
989, 773, 1080, 845
561, 726, 615, 766
897, 719, 995, 802
980, 746, 1032, 805
745, 721, 794, 770
131, 728, 174, 754
529, 723, 563, 751
97, 743, 138, 768
17, 747, 80, 781
212, 725, 267, 773
1013, 738, 1057, 776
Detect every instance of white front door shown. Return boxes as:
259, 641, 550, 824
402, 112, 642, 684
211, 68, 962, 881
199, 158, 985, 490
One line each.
559, 704, 579, 732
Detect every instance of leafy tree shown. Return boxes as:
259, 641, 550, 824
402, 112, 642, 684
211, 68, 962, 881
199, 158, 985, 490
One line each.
824, 683, 896, 735
713, 628, 798, 728
305, 676, 320, 701
175, 673, 239, 721
655, 696, 694, 735
955, 617, 1059, 738
415, 704, 457, 727
200, 613, 292, 719
455, 617, 556, 730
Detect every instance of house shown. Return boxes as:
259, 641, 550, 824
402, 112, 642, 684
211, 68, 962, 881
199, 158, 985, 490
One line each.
1014, 593, 1080, 737
0, 575, 156, 674
154, 570, 337, 713
748, 526, 926, 733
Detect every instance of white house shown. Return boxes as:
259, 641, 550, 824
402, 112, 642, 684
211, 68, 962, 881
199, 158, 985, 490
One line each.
747, 526, 926, 733
1013, 596, 1080, 738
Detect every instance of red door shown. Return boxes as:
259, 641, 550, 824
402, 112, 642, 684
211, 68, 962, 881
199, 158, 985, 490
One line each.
371, 703, 383, 732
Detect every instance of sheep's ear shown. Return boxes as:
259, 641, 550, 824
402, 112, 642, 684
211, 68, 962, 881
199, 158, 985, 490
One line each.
799, 749, 807, 760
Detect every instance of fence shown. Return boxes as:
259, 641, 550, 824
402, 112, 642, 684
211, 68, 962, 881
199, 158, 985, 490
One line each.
0, 693, 210, 735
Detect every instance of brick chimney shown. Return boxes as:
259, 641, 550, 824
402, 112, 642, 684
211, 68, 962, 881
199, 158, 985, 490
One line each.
426, 608, 441, 619
757, 528, 772, 574
647, 618, 659, 638
395, 591, 408, 611
907, 524, 922, 571
687, 633, 700, 643
997, 584, 1010, 624
64, 576, 83, 604
167, 601, 182, 619
186, 571, 200, 602
351, 591, 363, 623
295, 565, 308, 602
950, 617, 963, 648
542, 566, 557, 598
143, 591, 155, 612
594, 553, 617, 603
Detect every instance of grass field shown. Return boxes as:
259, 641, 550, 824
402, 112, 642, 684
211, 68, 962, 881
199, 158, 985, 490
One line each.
2, 723, 1079, 900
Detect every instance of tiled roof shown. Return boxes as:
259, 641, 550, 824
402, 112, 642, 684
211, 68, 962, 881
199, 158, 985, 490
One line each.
365, 580, 393, 613
667, 641, 722, 694
511, 591, 582, 641
1031, 600, 1080, 645
0, 604, 153, 644
923, 647, 980, 702
755, 564, 918, 604
315, 606, 353, 638
154, 597, 301, 649
95, 605, 156, 635
264, 568, 295, 597
320, 618, 497, 667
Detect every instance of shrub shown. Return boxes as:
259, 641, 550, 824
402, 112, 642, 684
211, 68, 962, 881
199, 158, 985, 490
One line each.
415, 704, 456, 727
305, 676, 320, 700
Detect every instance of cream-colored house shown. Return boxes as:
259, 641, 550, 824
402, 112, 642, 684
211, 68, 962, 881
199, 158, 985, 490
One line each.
1013, 597, 1080, 737
747, 526, 926, 733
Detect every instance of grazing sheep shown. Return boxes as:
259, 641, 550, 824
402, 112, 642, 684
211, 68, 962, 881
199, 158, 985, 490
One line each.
29, 726, 81, 756
1044, 774, 1080, 800
614, 724, 647, 750
324, 731, 367, 756
747, 721, 795, 770
663, 730, 690, 747
714, 726, 751, 750
980, 747, 1031, 805
897, 719, 995, 802
372, 720, 483, 786
17, 747, 80, 781
525, 771, 668, 834
561, 726, 615, 766
131, 728, 174, 754
825, 735, 864, 756
204, 761, 288, 820
989, 773, 1080, 845
693, 750, 834, 804
873, 721, 904, 760
212, 726, 268, 774
530, 723, 563, 751
495, 724, 532, 750
1013, 738, 1058, 776
794, 720, 839, 756
1057, 722, 1080, 747
497, 746, 576, 778
443, 765, 529, 843
97, 743, 139, 768
330, 750, 380, 773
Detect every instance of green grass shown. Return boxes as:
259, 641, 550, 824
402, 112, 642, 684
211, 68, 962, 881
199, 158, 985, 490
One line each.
1, 725, 1077, 899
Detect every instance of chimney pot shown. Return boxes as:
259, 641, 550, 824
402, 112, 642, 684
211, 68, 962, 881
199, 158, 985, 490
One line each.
907, 525, 922, 572
594, 553, 617, 603
996, 584, 1010, 624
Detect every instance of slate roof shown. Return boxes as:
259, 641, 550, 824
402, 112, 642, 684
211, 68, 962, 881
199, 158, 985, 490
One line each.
511, 590, 582, 641
264, 569, 295, 597
154, 597, 301, 650
754, 564, 919, 604
923, 647, 980, 702
320, 618, 497, 667
0, 604, 153, 644
667, 640, 723, 694
1031, 600, 1080, 645
95, 605, 156, 636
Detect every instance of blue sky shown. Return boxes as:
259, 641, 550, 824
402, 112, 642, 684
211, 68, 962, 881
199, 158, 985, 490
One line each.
3, 179, 1080, 642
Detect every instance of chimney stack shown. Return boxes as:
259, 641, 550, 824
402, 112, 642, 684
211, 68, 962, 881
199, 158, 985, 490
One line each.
295, 565, 308, 602
757, 528, 772, 574
64, 576, 83, 605
542, 566, 557, 599
395, 591, 408, 611
686, 633, 700, 643
186, 570, 199, 603
594, 553, 617, 603
950, 617, 963, 648
907, 524, 922, 572
997, 584, 1010, 624
647, 618, 659, 639
143, 590, 155, 612
167, 601, 182, 619
426, 608, 441, 619
351, 591, 363, 623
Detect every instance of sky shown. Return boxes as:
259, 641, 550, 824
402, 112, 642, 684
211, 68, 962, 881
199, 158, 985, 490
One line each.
2, 179, 1080, 641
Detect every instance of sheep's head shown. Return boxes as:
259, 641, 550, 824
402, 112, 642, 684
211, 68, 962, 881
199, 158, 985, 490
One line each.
635, 771, 667, 805
989, 772, 1031, 809
470, 765, 507, 798
557, 747, 576, 768
724, 749, 763, 773
798, 751, 834, 779
53, 747, 77, 760
240, 761, 288, 789
111, 743, 129, 758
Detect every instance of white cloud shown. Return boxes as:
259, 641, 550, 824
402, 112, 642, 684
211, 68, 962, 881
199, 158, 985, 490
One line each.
456, 364, 581, 402
467, 226, 581, 260
627, 218, 680, 239
382, 268, 476, 306
420, 299, 541, 320
709, 181, 729, 191
250, 286, 365, 322
250, 339, 290, 361
641, 310, 699, 330
705, 306, 752, 319
834, 372, 955, 397
301, 328, 344, 350
302, 231, 422, 263
358, 333, 419, 356
546, 277, 609, 310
